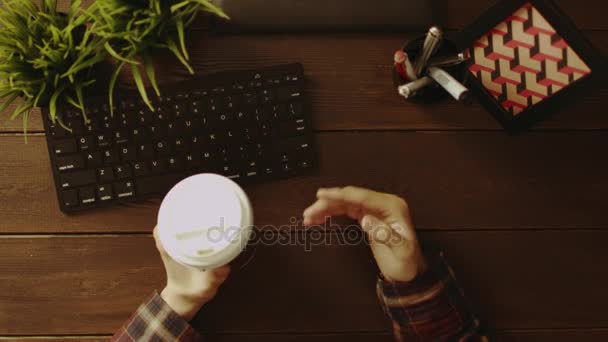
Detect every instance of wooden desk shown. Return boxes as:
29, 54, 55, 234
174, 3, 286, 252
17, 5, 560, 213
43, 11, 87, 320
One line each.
1, 1, 607, 340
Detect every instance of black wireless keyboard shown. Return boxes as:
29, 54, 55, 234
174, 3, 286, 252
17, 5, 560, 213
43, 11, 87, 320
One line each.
42, 63, 316, 213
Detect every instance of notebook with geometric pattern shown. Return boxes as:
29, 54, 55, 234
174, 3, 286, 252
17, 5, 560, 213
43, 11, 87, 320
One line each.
456, 0, 605, 131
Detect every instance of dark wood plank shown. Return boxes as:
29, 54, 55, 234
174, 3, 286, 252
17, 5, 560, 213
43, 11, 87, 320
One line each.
57, 0, 608, 30
443, 0, 608, 30
495, 329, 608, 342
0, 339, 107, 342
6, 329, 608, 342
2, 231, 608, 335
0, 234, 387, 335
2, 31, 607, 133
1, 131, 608, 233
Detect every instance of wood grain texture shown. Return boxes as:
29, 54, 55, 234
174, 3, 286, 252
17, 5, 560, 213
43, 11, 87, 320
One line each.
1, 31, 606, 133
2, 131, 608, 233
5, 329, 608, 342
2, 231, 608, 335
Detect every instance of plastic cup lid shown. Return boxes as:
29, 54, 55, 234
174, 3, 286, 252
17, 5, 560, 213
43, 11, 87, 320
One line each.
157, 174, 253, 269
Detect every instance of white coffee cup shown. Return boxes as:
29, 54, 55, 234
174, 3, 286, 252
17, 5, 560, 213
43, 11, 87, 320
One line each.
157, 174, 253, 269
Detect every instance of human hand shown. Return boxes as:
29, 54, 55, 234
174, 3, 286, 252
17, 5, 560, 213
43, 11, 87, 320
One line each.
303, 186, 427, 282
153, 226, 230, 320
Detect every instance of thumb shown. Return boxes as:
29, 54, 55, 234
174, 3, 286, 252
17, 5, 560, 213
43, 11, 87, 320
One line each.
361, 214, 403, 247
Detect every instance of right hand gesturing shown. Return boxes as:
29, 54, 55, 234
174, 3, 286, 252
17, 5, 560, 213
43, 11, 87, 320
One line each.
303, 186, 427, 282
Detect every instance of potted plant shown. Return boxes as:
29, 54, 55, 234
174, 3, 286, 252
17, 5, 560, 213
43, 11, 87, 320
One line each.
0, 0, 107, 133
89, 0, 229, 113
0, 0, 229, 133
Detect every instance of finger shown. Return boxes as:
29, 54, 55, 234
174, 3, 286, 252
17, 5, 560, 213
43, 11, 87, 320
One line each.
153, 226, 168, 256
213, 265, 231, 277
317, 186, 389, 218
361, 214, 406, 247
302, 199, 346, 225
211, 266, 231, 283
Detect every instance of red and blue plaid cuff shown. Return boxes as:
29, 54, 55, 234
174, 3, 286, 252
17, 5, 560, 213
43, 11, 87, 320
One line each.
377, 251, 486, 342
111, 291, 202, 342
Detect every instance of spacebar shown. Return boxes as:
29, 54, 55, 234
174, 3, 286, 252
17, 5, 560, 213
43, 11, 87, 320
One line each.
136, 173, 188, 196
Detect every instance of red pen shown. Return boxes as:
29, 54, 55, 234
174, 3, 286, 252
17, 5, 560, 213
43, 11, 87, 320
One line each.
394, 50, 409, 81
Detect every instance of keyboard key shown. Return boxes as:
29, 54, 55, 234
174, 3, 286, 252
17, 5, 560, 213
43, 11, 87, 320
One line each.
148, 124, 167, 140
59, 169, 96, 189
275, 119, 308, 137
97, 184, 114, 201
288, 102, 305, 118
173, 138, 190, 153
277, 86, 303, 102
114, 180, 135, 198
103, 148, 120, 165
85, 151, 103, 168
53, 139, 77, 155
132, 161, 150, 177
224, 95, 239, 110
79, 186, 96, 205
131, 128, 147, 143
96, 133, 111, 148
167, 121, 185, 137
56, 154, 85, 172
183, 119, 201, 135
98, 167, 115, 183
155, 141, 171, 157
65, 119, 83, 134
50, 124, 67, 138
149, 159, 168, 174
235, 110, 251, 124
243, 92, 257, 106
221, 163, 242, 180
77, 136, 95, 151
276, 136, 312, 154
190, 136, 203, 150
62, 189, 79, 208
259, 89, 275, 104
114, 129, 129, 145
184, 153, 201, 169
114, 164, 132, 180
224, 129, 243, 145
137, 144, 155, 159
119, 146, 137, 162
168, 156, 185, 171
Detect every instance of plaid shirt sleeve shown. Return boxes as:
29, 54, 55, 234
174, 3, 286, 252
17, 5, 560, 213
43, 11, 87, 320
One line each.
111, 292, 203, 342
377, 251, 488, 342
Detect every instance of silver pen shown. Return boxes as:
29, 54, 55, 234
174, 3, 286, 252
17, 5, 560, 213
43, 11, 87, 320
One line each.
427, 67, 469, 101
397, 77, 435, 99
414, 26, 443, 77
427, 50, 470, 68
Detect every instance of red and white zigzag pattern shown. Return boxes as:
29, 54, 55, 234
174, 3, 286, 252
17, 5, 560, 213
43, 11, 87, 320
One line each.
468, 3, 591, 116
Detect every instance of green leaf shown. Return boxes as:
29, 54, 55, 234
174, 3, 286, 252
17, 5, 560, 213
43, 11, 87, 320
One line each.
192, 0, 230, 19
10, 97, 34, 120
166, 38, 194, 74
75, 82, 87, 121
176, 18, 189, 61
48, 85, 67, 123
108, 61, 125, 116
0, 93, 19, 113
171, 1, 191, 13
142, 53, 160, 97
104, 41, 139, 65
22, 107, 30, 143
131, 63, 154, 111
